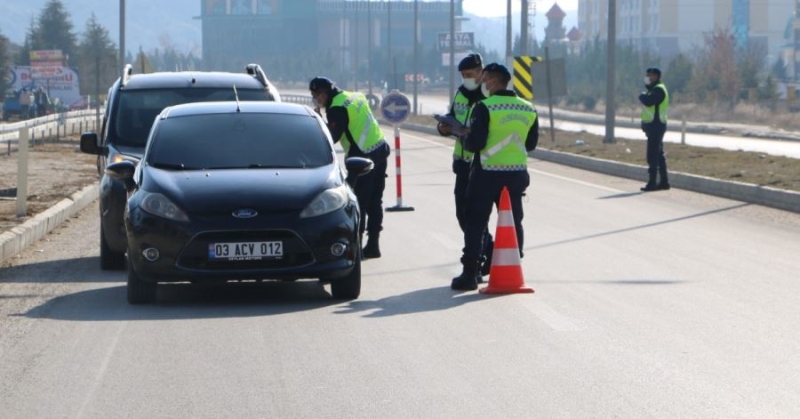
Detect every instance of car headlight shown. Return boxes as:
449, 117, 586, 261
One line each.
300, 186, 349, 218
109, 150, 140, 164
140, 191, 189, 222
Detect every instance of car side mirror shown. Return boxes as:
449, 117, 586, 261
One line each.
79, 132, 106, 155
106, 161, 137, 191
344, 157, 374, 188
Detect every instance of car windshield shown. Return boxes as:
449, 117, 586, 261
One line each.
147, 113, 333, 170
113, 88, 270, 147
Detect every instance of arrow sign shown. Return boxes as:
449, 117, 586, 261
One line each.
380, 91, 411, 124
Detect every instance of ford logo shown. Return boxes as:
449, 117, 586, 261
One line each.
232, 208, 258, 219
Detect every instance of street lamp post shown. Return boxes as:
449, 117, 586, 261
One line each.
119, 0, 125, 70
506, 0, 512, 60
355, 1, 359, 91
367, 0, 372, 95
604, 0, 617, 143
449, 0, 455, 101
413, 0, 418, 115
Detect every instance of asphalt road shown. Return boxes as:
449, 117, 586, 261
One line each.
1, 127, 799, 418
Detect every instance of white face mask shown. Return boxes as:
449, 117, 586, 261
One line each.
644, 77, 651, 85
462, 78, 480, 91
481, 82, 491, 97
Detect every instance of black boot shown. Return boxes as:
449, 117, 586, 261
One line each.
480, 239, 493, 278
362, 232, 381, 259
658, 171, 670, 190
451, 261, 480, 291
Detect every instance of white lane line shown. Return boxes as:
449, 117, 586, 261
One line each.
397, 130, 624, 193
524, 300, 584, 332
72, 321, 127, 419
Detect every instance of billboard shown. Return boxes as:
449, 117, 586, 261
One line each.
437, 32, 475, 52
8, 66, 83, 109
29, 50, 64, 61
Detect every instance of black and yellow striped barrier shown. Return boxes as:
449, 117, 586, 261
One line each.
513, 56, 542, 100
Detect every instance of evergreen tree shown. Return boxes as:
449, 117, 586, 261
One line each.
0, 30, 10, 95
666, 53, 693, 95
18, 18, 39, 66
78, 13, 118, 96
35, 0, 78, 66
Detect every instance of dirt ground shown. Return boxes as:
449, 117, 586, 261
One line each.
0, 138, 98, 233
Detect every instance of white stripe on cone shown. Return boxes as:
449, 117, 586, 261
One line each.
497, 209, 515, 227
492, 248, 521, 266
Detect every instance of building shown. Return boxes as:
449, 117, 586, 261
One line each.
197, 0, 465, 83
577, 0, 793, 62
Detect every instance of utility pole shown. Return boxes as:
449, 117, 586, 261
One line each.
521, 0, 529, 56
449, 0, 455, 101
413, 0, 419, 115
119, 0, 125, 70
388, 0, 393, 90
355, 1, 359, 91
367, 0, 372, 95
604, 0, 617, 143
506, 0, 512, 60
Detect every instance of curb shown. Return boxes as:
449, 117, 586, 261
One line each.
0, 184, 99, 262
393, 122, 800, 215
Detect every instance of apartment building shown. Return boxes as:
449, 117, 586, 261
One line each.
577, 0, 793, 62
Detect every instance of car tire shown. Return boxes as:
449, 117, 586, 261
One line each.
330, 253, 361, 300
100, 224, 126, 270
127, 257, 156, 304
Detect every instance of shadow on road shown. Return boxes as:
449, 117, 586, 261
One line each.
334, 286, 487, 318
526, 203, 750, 251
18, 281, 342, 322
597, 192, 642, 199
0, 256, 120, 283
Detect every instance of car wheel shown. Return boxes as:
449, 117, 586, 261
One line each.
127, 257, 156, 304
330, 252, 361, 300
100, 224, 126, 270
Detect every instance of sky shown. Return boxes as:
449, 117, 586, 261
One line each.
463, 0, 578, 17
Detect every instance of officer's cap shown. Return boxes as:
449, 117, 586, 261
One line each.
483, 63, 511, 79
309, 77, 334, 93
458, 53, 483, 71
646, 67, 661, 76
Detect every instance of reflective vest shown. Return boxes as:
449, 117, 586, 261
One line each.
641, 83, 669, 124
451, 91, 475, 162
480, 95, 537, 171
331, 91, 385, 156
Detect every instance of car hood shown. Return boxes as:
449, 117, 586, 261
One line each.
142, 165, 342, 214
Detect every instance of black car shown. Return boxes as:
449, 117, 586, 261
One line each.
105, 101, 373, 304
80, 64, 280, 270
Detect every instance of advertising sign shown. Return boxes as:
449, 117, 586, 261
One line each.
8, 66, 83, 109
437, 32, 475, 51
29, 49, 64, 61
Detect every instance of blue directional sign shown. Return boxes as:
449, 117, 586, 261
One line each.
380, 91, 411, 124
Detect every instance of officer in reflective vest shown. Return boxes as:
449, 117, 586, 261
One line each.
437, 53, 494, 278
309, 77, 390, 259
638, 67, 670, 192
451, 63, 539, 291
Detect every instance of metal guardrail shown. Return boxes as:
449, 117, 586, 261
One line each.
281, 94, 314, 106
0, 109, 103, 146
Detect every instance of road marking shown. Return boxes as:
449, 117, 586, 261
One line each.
73, 321, 127, 419
524, 300, 583, 332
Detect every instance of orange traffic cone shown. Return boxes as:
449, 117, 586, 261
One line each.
479, 187, 534, 295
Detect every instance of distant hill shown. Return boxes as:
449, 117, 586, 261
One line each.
0, 0, 201, 56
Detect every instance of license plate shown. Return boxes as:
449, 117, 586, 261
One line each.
208, 241, 283, 261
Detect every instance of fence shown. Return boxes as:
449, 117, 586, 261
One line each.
0, 109, 103, 154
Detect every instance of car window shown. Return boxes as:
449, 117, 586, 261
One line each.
147, 113, 333, 170
114, 88, 270, 147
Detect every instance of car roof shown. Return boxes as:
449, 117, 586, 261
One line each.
122, 71, 266, 90
160, 101, 314, 119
